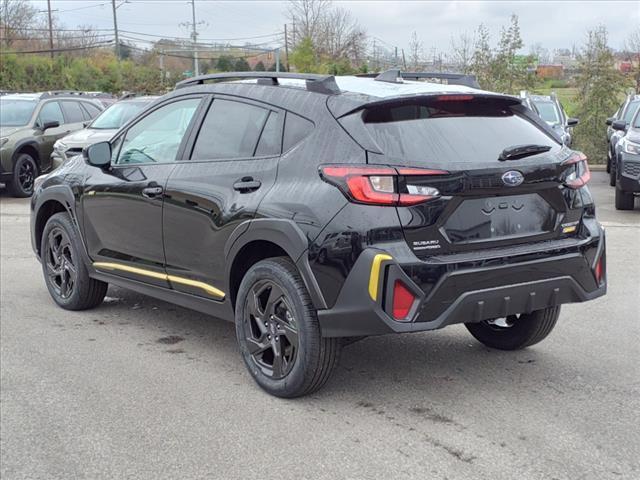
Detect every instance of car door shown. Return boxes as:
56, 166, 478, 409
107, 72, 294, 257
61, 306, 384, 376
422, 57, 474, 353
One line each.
162, 96, 283, 300
82, 95, 204, 287
36, 100, 68, 172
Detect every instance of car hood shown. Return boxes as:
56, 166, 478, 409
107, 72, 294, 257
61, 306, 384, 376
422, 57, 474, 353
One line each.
626, 128, 640, 144
60, 128, 116, 147
0, 126, 26, 138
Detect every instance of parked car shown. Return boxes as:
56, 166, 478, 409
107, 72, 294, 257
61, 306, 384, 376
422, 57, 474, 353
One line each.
611, 106, 640, 210
520, 91, 578, 146
0, 92, 103, 197
606, 94, 640, 186
30, 71, 606, 397
52, 96, 158, 168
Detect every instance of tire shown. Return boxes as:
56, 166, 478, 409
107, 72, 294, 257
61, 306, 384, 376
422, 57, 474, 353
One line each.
41, 212, 108, 310
235, 257, 341, 398
615, 185, 635, 210
465, 306, 560, 351
609, 159, 616, 187
8, 152, 38, 197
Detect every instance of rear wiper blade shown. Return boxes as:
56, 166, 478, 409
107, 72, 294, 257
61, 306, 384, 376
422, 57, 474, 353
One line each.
499, 144, 552, 161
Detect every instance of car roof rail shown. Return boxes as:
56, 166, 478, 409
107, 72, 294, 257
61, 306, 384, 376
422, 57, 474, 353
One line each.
362, 70, 481, 89
174, 72, 341, 95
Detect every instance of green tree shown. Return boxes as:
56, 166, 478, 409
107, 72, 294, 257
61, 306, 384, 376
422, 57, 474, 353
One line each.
472, 24, 494, 90
573, 26, 626, 162
234, 58, 250, 71
254, 61, 266, 71
215, 56, 234, 72
290, 37, 319, 73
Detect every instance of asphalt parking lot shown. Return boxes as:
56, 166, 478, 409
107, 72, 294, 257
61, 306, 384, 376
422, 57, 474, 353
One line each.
1, 171, 638, 480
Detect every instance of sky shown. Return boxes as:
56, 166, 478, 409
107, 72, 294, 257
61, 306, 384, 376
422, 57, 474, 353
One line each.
27, 0, 640, 54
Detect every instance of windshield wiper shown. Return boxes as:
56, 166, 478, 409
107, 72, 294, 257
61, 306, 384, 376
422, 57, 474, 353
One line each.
499, 144, 552, 161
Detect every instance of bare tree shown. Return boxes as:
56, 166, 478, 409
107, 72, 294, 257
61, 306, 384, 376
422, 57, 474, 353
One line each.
0, 0, 38, 48
287, 0, 331, 48
318, 6, 365, 59
624, 27, 640, 92
450, 32, 474, 74
408, 31, 422, 70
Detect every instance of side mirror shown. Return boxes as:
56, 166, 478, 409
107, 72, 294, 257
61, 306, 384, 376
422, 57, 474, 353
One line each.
611, 120, 628, 131
42, 120, 60, 130
84, 141, 111, 167
566, 117, 579, 127
605, 117, 615, 126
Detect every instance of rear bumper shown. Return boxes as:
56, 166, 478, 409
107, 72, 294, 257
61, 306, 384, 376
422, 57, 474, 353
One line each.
618, 153, 640, 193
318, 222, 606, 337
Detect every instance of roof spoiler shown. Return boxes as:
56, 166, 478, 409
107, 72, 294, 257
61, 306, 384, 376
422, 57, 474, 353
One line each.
175, 72, 341, 95
357, 70, 481, 89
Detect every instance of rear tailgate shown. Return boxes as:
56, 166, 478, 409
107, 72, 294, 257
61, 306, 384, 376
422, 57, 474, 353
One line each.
340, 93, 590, 258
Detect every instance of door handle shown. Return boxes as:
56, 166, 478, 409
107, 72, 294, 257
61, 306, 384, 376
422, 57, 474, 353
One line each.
233, 177, 261, 193
142, 185, 163, 198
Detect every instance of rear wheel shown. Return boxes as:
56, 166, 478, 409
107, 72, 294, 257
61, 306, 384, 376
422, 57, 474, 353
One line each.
8, 153, 38, 197
235, 257, 341, 398
615, 185, 635, 210
465, 307, 560, 350
41, 212, 108, 310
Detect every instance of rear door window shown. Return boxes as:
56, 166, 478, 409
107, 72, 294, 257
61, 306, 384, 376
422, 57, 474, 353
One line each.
60, 101, 86, 123
363, 97, 559, 165
255, 111, 281, 156
191, 99, 270, 160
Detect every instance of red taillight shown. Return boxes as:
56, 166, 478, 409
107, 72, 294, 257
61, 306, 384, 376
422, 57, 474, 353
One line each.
320, 165, 448, 206
594, 255, 604, 285
563, 152, 591, 189
392, 280, 415, 321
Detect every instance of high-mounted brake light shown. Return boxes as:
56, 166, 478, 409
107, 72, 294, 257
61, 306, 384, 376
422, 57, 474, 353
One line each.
562, 152, 591, 189
319, 165, 449, 206
435, 94, 474, 102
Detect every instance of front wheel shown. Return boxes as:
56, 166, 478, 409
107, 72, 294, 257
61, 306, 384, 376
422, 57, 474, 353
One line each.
8, 153, 38, 197
41, 212, 108, 310
235, 257, 341, 398
615, 185, 635, 210
465, 307, 560, 350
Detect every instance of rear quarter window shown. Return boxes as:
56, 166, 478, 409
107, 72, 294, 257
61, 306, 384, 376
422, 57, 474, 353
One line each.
283, 112, 313, 152
363, 97, 559, 164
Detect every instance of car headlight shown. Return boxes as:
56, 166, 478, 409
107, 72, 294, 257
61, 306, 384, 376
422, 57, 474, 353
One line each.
0, 137, 8, 147
623, 139, 640, 155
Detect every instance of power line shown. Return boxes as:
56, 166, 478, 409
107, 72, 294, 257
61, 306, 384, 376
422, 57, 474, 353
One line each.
1, 41, 114, 55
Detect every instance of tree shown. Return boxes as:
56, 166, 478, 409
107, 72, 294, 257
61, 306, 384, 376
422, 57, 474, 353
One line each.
472, 23, 493, 89
254, 60, 266, 71
215, 55, 234, 72
624, 27, 640, 93
493, 14, 525, 92
0, 0, 37, 48
290, 36, 317, 72
573, 26, 626, 162
408, 31, 422, 70
234, 57, 250, 71
451, 32, 474, 74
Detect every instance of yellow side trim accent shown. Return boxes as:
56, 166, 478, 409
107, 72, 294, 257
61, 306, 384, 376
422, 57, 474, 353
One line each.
93, 262, 225, 300
167, 275, 225, 299
562, 225, 577, 234
368, 254, 392, 301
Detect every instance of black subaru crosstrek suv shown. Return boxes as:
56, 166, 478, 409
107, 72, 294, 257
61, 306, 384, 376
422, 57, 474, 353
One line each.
30, 71, 606, 397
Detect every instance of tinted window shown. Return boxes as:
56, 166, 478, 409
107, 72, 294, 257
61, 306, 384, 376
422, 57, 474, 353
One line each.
364, 97, 559, 164
116, 98, 200, 165
81, 102, 102, 119
283, 112, 313, 152
192, 99, 269, 160
61, 101, 86, 123
255, 111, 281, 156
38, 101, 64, 126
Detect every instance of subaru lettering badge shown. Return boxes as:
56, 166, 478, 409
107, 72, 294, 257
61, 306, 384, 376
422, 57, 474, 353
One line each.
502, 170, 524, 187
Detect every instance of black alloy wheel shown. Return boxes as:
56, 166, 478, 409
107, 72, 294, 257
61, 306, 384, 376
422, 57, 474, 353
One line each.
9, 153, 38, 197
44, 226, 77, 299
243, 280, 299, 379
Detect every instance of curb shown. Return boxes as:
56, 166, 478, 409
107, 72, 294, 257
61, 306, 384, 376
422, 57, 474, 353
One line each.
589, 164, 606, 172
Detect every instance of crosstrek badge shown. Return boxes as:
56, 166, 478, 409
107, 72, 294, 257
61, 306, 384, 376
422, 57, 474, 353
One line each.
412, 239, 441, 250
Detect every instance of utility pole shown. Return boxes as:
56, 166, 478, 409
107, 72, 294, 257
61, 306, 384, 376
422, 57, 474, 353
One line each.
284, 24, 289, 72
401, 49, 407, 70
189, 0, 199, 76
111, 0, 120, 60
275, 48, 280, 73
47, 0, 54, 59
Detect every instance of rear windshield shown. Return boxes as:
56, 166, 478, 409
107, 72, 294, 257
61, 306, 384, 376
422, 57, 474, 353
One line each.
532, 100, 560, 125
363, 97, 559, 164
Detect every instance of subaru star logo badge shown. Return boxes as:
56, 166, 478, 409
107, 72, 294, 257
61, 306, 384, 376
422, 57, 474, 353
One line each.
502, 170, 524, 187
